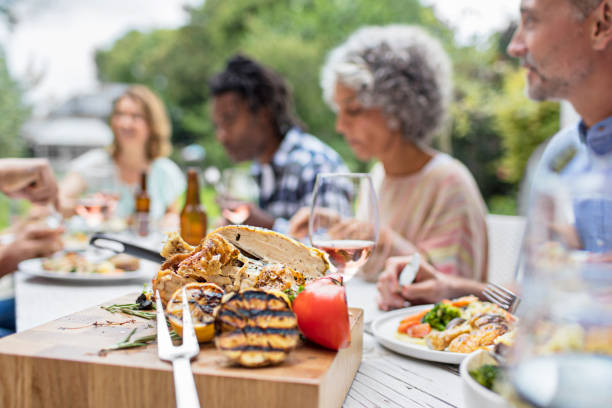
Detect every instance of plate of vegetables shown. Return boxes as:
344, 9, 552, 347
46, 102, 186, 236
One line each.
371, 296, 516, 364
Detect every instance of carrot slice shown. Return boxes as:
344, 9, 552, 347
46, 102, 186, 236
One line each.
451, 295, 479, 307
405, 323, 431, 338
399, 309, 430, 325
397, 320, 419, 334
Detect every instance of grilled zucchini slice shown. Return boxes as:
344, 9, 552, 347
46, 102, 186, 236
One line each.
215, 289, 299, 367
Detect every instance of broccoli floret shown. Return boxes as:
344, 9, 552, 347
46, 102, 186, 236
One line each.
469, 365, 500, 390
421, 303, 461, 331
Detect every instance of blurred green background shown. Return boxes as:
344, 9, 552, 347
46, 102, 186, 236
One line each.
1, 0, 561, 226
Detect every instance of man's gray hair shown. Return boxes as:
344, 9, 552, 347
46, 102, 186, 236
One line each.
569, 0, 602, 18
321, 25, 452, 145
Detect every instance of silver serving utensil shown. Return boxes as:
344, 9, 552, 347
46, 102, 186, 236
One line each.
156, 289, 201, 408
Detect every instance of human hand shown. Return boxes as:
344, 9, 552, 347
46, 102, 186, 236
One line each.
288, 207, 310, 239
2, 224, 64, 273
0, 158, 59, 208
219, 199, 274, 229
376, 256, 410, 311
377, 255, 463, 310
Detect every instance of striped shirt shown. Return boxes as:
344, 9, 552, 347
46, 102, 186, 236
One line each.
361, 154, 488, 281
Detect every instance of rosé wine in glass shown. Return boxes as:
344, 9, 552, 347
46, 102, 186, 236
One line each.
309, 173, 379, 281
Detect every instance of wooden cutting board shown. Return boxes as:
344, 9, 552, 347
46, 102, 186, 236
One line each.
0, 293, 363, 408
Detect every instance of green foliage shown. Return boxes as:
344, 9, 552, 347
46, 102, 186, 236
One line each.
94, 0, 449, 172
94, 2, 561, 215
0, 49, 29, 158
495, 70, 559, 184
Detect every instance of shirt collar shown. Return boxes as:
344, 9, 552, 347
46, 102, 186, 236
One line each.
578, 115, 612, 156
251, 127, 302, 175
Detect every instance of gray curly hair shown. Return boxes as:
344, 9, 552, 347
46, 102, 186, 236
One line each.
321, 25, 452, 145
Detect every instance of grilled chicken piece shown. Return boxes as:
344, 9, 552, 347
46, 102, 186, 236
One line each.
250, 264, 306, 292
215, 290, 299, 367
156, 227, 326, 305
152, 269, 199, 306
161, 232, 195, 259
161, 253, 191, 272
173, 234, 251, 292
446, 323, 508, 353
425, 324, 472, 351
469, 313, 509, 329
213, 225, 330, 279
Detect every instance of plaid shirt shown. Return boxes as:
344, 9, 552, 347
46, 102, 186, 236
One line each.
251, 128, 349, 232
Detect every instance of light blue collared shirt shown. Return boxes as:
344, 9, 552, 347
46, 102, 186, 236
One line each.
535, 115, 612, 252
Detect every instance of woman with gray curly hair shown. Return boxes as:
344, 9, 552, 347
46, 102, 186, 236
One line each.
290, 25, 488, 307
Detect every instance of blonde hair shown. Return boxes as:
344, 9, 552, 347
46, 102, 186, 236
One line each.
109, 85, 172, 161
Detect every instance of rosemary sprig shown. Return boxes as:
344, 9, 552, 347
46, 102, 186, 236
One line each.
98, 327, 180, 355
102, 303, 156, 320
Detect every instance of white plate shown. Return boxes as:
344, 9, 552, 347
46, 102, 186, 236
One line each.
371, 305, 467, 364
18, 257, 153, 283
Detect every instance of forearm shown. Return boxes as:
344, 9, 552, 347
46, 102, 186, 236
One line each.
448, 275, 487, 300
0, 245, 20, 277
383, 228, 418, 257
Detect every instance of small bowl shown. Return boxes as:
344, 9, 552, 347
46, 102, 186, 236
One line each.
459, 349, 512, 408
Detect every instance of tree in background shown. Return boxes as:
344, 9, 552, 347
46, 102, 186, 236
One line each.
96, 0, 450, 172
0, 48, 29, 157
95, 0, 560, 214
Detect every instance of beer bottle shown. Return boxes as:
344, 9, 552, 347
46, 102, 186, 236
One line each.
134, 171, 150, 236
180, 168, 207, 245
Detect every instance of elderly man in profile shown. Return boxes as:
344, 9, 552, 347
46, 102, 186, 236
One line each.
377, 0, 612, 307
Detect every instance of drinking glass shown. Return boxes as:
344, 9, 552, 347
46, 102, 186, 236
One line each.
218, 167, 259, 224
75, 164, 120, 229
509, 169, 612, 408
308, 173, 379, 281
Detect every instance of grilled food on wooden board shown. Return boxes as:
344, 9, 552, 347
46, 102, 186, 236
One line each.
152, 226, 341, 367
153, 226, 331, 306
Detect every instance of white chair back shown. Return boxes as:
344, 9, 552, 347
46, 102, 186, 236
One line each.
486, 214, 526, 285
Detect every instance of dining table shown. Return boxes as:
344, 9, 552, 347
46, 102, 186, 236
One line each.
13, 242, 464, 408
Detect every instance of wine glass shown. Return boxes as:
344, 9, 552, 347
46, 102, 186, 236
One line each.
509, 169, 612, 408
75, 164, 120, 229
308, 173, 379, 281
218, 167, 259, 224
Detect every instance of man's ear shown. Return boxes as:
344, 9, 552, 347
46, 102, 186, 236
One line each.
592, 0, 612, 50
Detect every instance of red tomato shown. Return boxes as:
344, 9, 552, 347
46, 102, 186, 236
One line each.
292, 274, 350, 350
